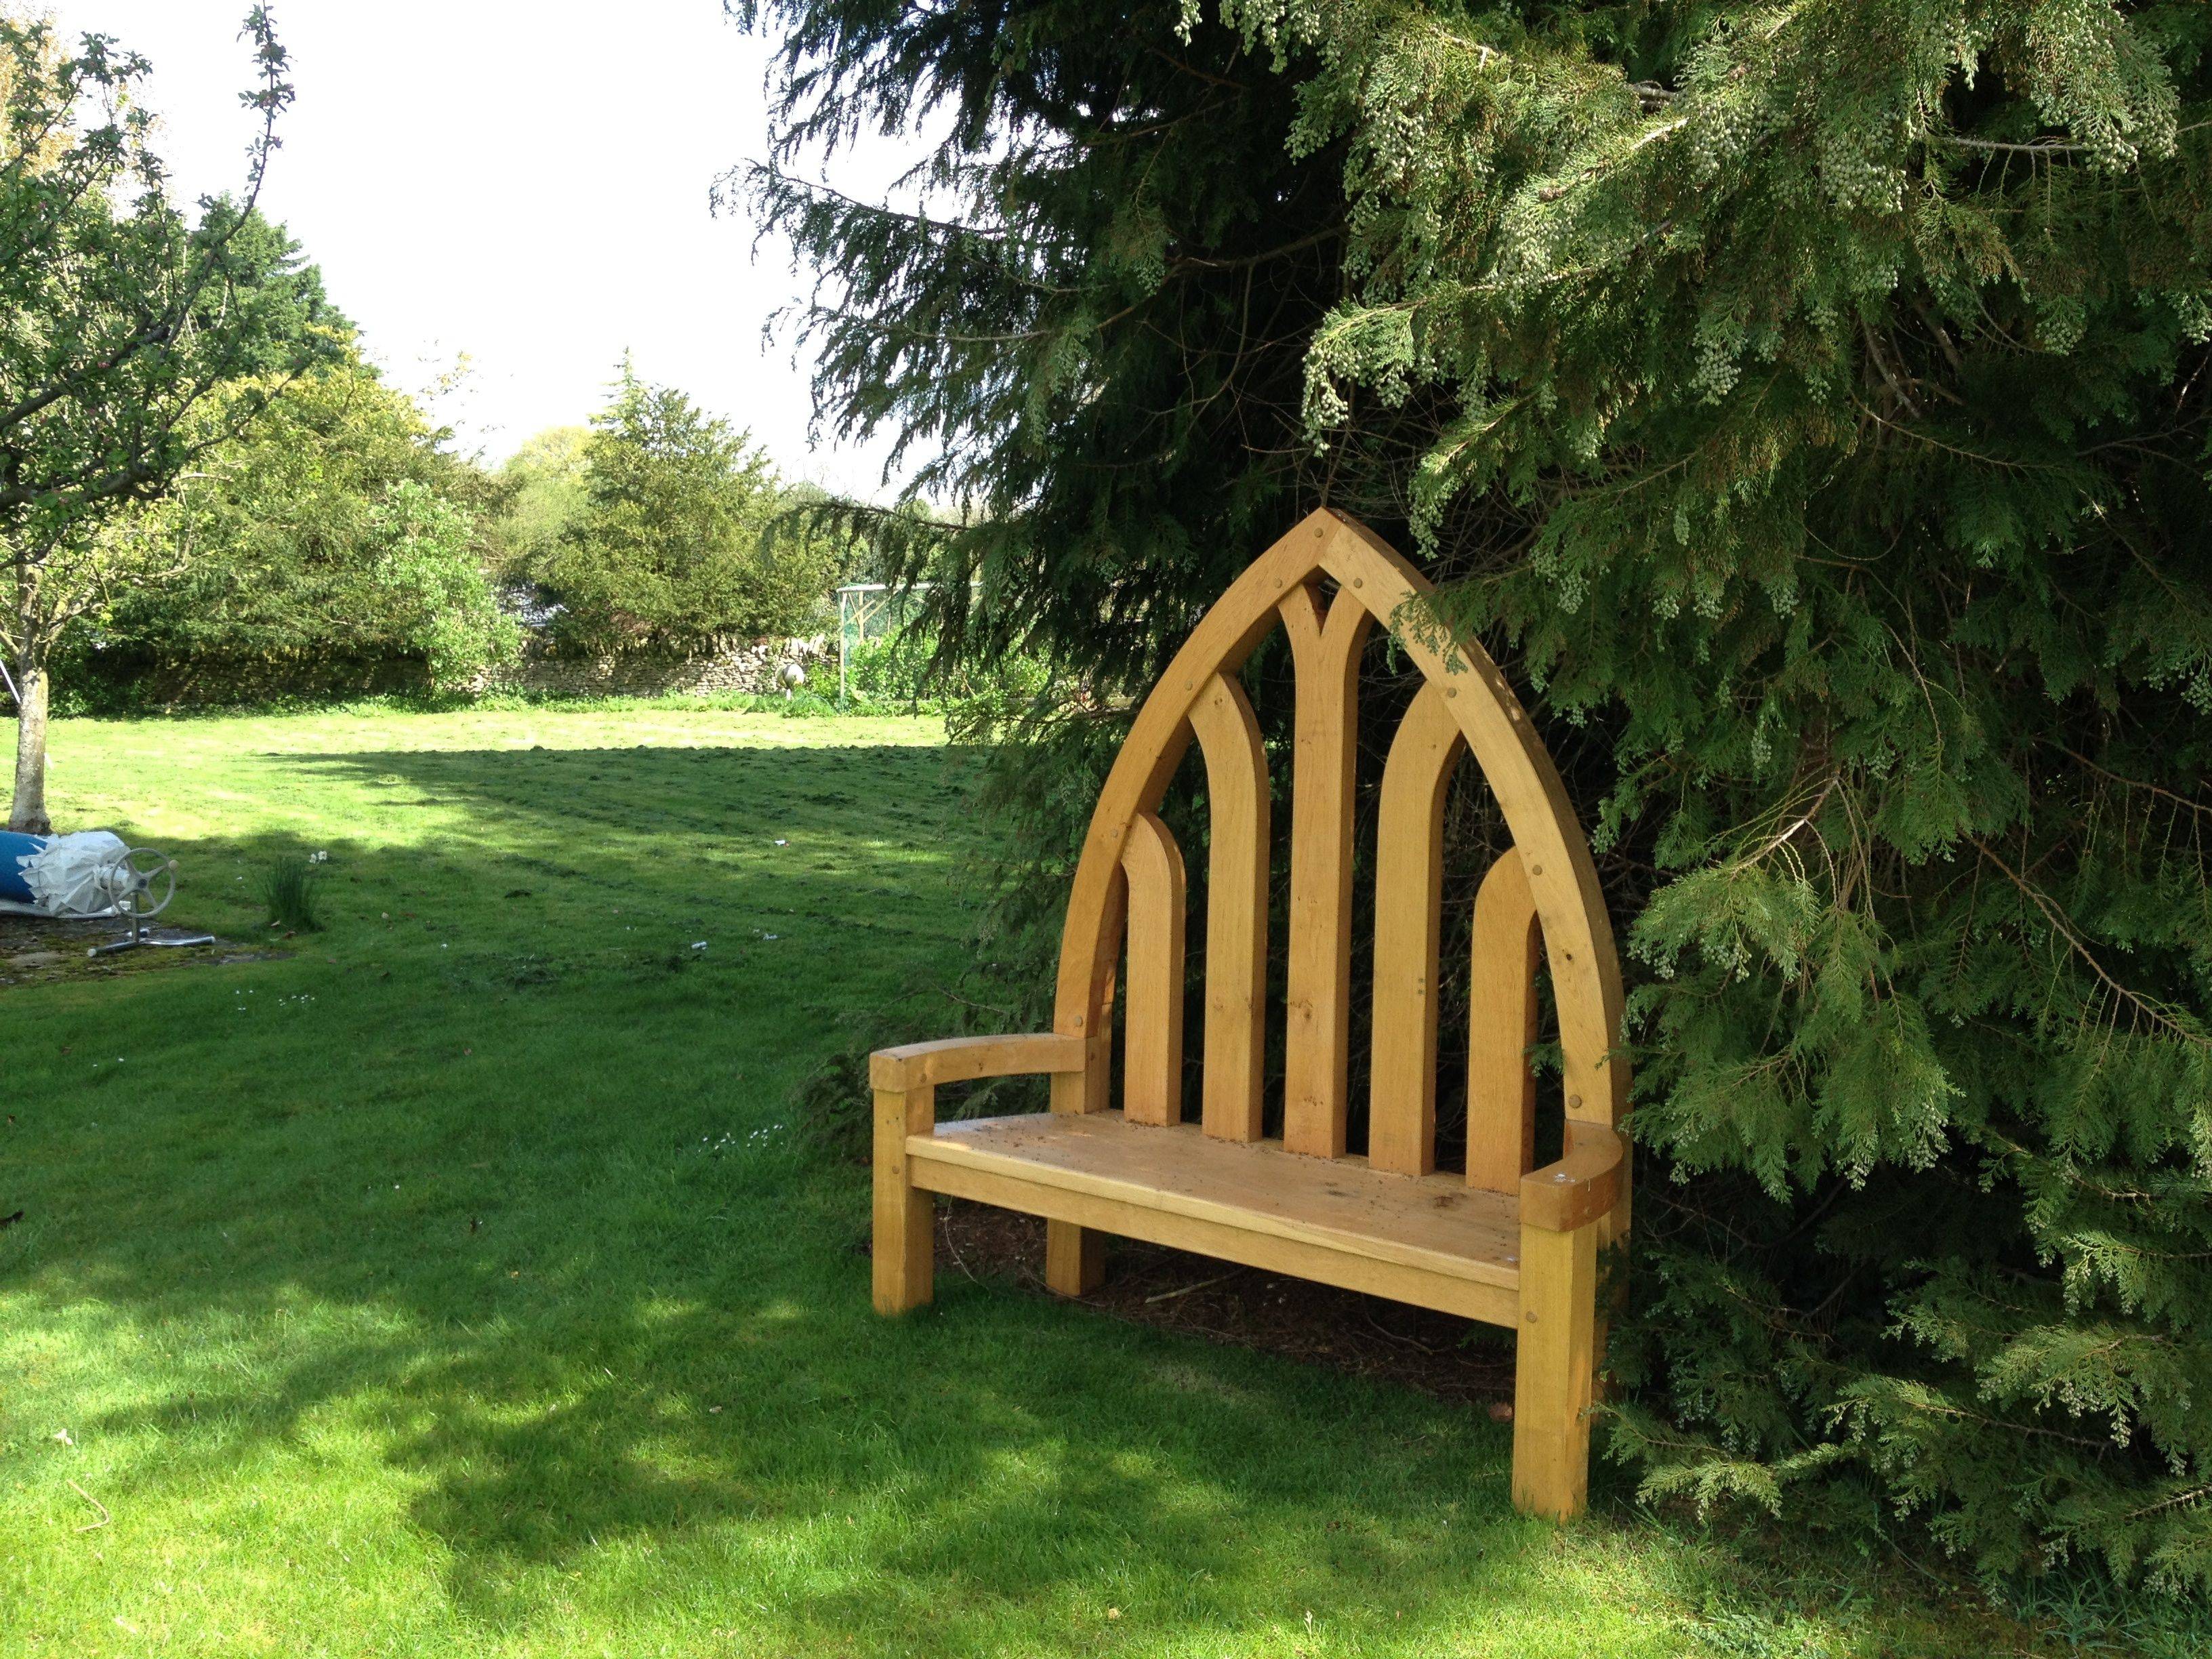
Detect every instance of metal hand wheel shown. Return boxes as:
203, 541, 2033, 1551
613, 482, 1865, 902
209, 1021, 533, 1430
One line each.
86, 847, 198, 956
98, 846, 177, 924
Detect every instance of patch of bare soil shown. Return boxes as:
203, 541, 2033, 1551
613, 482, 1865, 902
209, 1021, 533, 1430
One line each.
931, 1197, 1518, 1410
0, 913, 280, 989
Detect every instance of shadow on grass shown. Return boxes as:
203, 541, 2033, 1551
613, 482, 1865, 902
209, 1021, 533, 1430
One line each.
0, 736, 2011, 1655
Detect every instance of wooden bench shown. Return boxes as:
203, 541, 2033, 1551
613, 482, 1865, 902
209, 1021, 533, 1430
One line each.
871, 508, 1628, 1520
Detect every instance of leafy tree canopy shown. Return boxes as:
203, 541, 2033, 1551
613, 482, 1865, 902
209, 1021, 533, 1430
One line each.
97, 340, 514, 691
483, 423, 590, 583
2, 7, 334, 827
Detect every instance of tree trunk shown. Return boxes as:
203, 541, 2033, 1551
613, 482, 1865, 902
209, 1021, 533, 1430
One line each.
8, 649, 52, 834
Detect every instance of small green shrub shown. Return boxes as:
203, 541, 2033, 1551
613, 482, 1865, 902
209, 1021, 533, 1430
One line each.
844, 626, 1052, 712
261, 853, 325, 933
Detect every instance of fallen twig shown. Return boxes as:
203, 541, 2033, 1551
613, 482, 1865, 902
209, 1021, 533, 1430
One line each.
1364, 1309, 1445, 1355
937, 1208, 981, 1286
1143, 1271, 1239, 1306
67, 1478, 108, 1533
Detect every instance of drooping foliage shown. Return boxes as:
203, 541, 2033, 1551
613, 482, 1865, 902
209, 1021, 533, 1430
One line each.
728, 0, 1361, 684
742, 0, 2212, 1595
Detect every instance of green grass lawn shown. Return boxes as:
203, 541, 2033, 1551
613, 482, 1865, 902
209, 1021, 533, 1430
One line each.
0, 706, 2135, 1656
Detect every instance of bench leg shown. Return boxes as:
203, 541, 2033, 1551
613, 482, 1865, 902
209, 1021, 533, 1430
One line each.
1044, 1221, 1105, 1296
873, 1084, 935, 1313
1511, 1219, 1598, 1520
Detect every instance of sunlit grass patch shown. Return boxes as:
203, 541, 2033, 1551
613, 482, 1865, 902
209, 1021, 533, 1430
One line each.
0, 706, 2150, 1658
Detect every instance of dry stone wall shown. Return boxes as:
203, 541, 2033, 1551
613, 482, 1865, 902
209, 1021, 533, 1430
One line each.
484, 635, 835, 699
47, 635, 838, 711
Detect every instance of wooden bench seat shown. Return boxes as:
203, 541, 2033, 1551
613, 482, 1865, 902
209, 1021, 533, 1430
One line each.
869, 509, 1630, 1521
912, 1109, 1527, 1325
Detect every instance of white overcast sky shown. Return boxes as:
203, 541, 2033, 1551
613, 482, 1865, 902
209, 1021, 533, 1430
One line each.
39, 1, 928, 496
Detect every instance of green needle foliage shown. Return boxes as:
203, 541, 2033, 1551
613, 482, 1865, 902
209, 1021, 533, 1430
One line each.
741, 0, 2212, 1595
528, 365, 852, 651
727, 0, 1353, 685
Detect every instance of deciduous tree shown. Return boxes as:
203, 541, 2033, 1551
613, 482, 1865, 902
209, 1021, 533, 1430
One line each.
483, 423, 590, 583
96, 344, 512, 696
1, 9, 331, 830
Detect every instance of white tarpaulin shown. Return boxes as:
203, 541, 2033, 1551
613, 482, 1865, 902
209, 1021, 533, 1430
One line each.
0, 830, 129, 917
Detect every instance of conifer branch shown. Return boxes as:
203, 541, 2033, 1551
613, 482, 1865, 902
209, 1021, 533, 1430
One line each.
1936, 118, 2211, 159
1969, 838, 2211, 1052
2044, 741, 2212, 821
2119, 1482, 2212, 1523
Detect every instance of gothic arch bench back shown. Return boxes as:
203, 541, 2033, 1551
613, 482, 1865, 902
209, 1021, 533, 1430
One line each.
869, 508, 1627, 1520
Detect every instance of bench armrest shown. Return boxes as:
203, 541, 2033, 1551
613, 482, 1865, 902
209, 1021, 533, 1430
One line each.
869, 1033, 1088, 1092
1519, 1122, 1624, 1233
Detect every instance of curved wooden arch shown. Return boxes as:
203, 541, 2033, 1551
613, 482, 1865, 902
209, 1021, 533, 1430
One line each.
1050, 508, 1626, 1147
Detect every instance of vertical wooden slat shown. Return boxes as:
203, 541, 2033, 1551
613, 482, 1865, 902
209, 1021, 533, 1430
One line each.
1189, 672, 1269, 1142
1467, 847, 1542, 1193
1369, 682, 1465, 1176
1279, 583, 1374, 1158
1120, 811, 1187, 1126
1053, 865, 1126, 1116
1051, 869, 1122, 1292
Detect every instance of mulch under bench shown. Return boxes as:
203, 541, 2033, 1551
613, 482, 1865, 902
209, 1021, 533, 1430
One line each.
930, 1195, 1520, 1410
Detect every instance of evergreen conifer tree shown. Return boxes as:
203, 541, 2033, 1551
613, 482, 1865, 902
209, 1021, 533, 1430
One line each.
740, 0, 2212, 1591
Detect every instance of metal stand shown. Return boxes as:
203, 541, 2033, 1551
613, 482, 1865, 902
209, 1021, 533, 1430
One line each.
88, 928, 215, 958
82, 848, 210, 956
